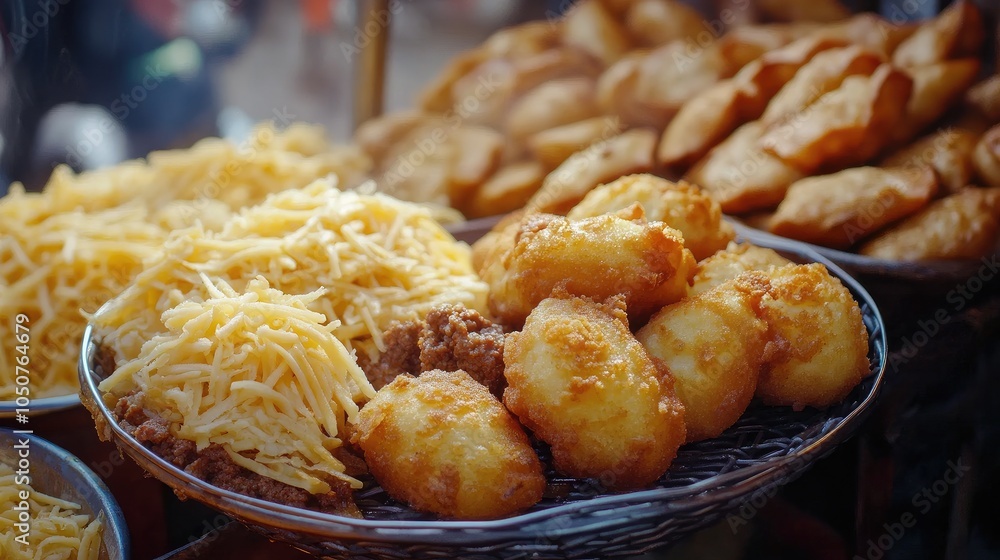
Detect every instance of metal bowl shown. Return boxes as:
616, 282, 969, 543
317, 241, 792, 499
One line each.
0, 428, 129, 560
78, 235, 887, 559
0, 393, 80, 419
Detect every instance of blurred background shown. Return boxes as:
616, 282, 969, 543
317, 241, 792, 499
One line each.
2, 0, 974, 195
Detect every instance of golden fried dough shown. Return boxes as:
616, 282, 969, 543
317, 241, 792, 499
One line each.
718, 23, 823, 73
562, 0, 633, 66
354, 110, 436, 161
485, 213, 694, 327
596, 51, 671, 128
685, 120, 805, 214
859, 188, 1000, 261
463, 162, 545, 219
691, 242, 793, 296
770, 166, 938, 248
623, 0, 705, 47
471, 210, 525, 276
892, 0, 983, 68
894, 59, 981, 143
814, 14, 915, 59
505, 77, 600, 143
760, 64, 913, 173
355, 370, 544, 519
567, 174, 735, 260
528, 116, 621, 170
973, 125, 1000, 188
964, 75, 1000, 127
881, 128, 978, 194
757, 264, 870, 410
759, 45, 883, 128
503, 294, 685, 488
526, 127, 657, 214
638, 273, 771, 442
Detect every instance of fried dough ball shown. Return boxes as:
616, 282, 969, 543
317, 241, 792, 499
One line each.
637, 273, 772, 442
485, 213, 695, 327
355, 370, 545, 519
691, 242, 793, 296
567, 174, 736, 260
757, 264, 870, 410
503, 293, 685, 489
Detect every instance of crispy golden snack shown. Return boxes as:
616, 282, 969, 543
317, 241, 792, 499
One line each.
718, 23, 823, 73
595, 50, 662, 127
814, 13, 916, 58
354, 110, 435, 162
881, 128, 979, 194
484, 213, 694, 327
463, 162, 546, 219
685, 120, 805, 214
658, 81, 743, 170
355, 370, 544, 519
638, 273, 771, 442
505, 77, 600, 143
526, 127, 657, 214
623, 0, 706, 47
562, 0, 633, 66
659, 36, 852, 169
470, 209, 525, 274
760, 64, 913, 173
503, 293, 686, 488
567, 174, 735, 260
448, 127, 506, 205
972, 125, 1000, 188
859, 188, 1000, 260
448, 47, 602, 127
964, 75, 1000, 127
419, 22, 562, 113
757, 264, 870, 410
891, 0, 983, 68
759, 45, 883, 128
691, 242, 793, 296
528, 116, 622, 170
770, 166, 938, 248
756, 0, 850, 23
893, 58, 981, 143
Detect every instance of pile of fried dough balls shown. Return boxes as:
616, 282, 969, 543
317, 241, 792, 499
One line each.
352, 174, 871, 520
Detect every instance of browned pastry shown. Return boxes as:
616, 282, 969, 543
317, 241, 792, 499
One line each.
503, 292, 686, 488
355, 370, 545, 519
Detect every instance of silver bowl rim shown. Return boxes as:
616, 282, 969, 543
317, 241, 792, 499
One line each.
0, 427, 130, 560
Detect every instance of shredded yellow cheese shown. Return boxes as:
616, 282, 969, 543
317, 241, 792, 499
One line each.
0, 462, 103, 560
0, 123, 372, 399
101, 275, 373, 493
92, 178, 487, 492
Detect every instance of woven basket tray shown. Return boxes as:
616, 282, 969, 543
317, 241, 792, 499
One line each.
79, 234, 887, 559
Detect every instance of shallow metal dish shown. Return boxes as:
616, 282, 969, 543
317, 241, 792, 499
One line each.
0, 393, 81, 419
78, 235, 887, 560
0, 428, 130, 560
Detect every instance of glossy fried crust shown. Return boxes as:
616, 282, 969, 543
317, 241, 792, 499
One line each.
503, 293, 686, 489
567, 174, 735, 261
859, 188, 1000, 261
355, 370, 545, 519
691, 242, 793, 296
637, 273, 772, 442
757, 264, 870, 410
486, 213, 695, 327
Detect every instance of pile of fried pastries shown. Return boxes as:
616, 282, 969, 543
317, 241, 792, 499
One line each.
351, 174, 872, 520
357, 0, 1000, 262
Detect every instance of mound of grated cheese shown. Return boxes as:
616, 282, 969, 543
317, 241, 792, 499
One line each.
100, 275, 374, 493
91, 178, 488, 370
